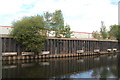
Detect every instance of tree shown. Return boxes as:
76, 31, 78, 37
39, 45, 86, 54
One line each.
118, 29, 120, 42
43, 10, 72, 38
92, 31, 101, 39
108, 24, 119, 40
43, 12, 52, 36
10, 15, 46, 55
108, 24, 120, 41
51, 10, 64, 37
63, 24, 72, 38
51, 10, 64, 29
100, 21, 108, 39
117, 25, 120, 41
43, 11, 52, 29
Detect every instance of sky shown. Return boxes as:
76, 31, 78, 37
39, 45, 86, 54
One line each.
0, 0, 119, 32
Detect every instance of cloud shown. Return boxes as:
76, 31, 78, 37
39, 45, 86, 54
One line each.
0, 0, 119, 32
110, 0, 119, 5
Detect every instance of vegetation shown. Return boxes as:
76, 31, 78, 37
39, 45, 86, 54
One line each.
10, 15, 47, 55
92, 21, 120, 41
107, 24, 120, 42
118, 27, 120, 41
10, 10, 72, 54
100, 21, 108, 39
108, 24, 119, 40
43, 10, 72, 38
92, 31, 101, 39
63, 24, 72, 38
92, 21, 108, 40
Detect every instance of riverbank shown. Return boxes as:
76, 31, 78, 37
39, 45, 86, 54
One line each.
2, 51, 120, 61
1, 35, 120, 61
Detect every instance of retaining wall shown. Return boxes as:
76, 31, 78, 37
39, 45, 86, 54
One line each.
1, 36, 120, 60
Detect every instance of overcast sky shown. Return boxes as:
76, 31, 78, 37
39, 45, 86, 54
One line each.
0, 0, 119, 32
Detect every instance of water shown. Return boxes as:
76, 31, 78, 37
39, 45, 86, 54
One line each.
2, 54, 120, 79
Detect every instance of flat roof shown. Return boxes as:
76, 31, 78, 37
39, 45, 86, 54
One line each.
0, 26, 12, 28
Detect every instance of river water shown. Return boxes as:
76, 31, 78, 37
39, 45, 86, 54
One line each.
2, 53, 120, 79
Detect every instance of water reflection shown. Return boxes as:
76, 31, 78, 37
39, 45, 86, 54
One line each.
2, 54, 120, 79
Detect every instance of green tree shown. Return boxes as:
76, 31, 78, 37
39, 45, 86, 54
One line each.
43, 11, 52, 29
51, 10, 64, 37
108, 24, 119, 40
43, 12, 52, 36
117, 25, 120, 41
100, 21, 108, 39
116, 25, 120, 42
10, 15, 46, 55
43, 10, 72, 38
92, 31, 101, 39
51, 10, 64, 29
63, 24, 72, 38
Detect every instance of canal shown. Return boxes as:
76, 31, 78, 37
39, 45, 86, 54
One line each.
2, 53, 120, 79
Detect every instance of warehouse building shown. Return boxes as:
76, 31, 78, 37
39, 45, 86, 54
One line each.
0, 26, 94, 39
0, 26, 12, 35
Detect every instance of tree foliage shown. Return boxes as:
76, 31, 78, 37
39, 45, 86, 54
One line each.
51, 10, 64, 37
108, 25, 120, 41
93, 22, 120, 41
63, 24, 72, 38
118, 27, 120, 41
43, 10, 72, 38
10, 15, 46, 54
108, 24, 119, 40
92, 21, 108, 40
43, 12, 52, 29
92, 31, 101, 39
51, 10, 64, 29
100, 21, 108, 39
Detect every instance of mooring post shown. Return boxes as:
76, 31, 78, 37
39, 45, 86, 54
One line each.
0, 37, 2, 79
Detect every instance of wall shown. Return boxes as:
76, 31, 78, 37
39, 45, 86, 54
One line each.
0, 26, 12, 34
0, 26, 93, 39
71, 32, 93, 39
1, 37, 119, 55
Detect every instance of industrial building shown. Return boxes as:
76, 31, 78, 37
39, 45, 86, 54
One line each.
0, 26, 93, 39
71, 31, 93, 39
0, 26, 12, 34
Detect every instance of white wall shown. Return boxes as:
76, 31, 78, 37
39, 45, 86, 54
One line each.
0, 27, 12, 34
71, 32, 93, 39
0, 26, 93, 39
